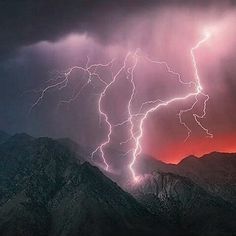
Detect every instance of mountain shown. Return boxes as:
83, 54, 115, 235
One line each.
1, 132, 236, 236
135, 154, 176, 174
176, 152, 236, 204
129, 171, 236, 236
135, 152, 236, 204
0, 130, 10, 144
56, 137, 89, 163
0, 133, 170, 236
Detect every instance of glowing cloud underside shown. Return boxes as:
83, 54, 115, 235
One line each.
31, 32, 213, 181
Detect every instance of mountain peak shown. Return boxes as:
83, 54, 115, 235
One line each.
178, 155, 198, 164
11, 132, 34, 140
79, 161, 100, 175
201, 151, 236, 160
177, 155, 199, 169
77, 162, 118, 189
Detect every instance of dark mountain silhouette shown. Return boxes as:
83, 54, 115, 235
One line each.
0, 133, 170, 236
1, 131, 236, 236
135, 152, 236, 204
176, 152, 236, 203
129, 171, 236, 236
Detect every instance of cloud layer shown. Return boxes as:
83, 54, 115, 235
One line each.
1, 1, 236, 170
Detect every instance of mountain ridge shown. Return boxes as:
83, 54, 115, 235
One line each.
0, 133, 170, 236
1, 131, 236, 236
129, 170, 236, 236
135, 151, 236, 204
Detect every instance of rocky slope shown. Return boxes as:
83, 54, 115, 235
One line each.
0, 133, 169, 236
136, 152, 236, 204
1, 132, 236, 236
129, 171, 236, 236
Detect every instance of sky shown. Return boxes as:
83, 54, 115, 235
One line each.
1, 0, 236, 172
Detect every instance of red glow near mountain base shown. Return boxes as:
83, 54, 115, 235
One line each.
146, 133, 236, 164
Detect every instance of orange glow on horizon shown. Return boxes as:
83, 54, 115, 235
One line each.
147, 133, 236, 164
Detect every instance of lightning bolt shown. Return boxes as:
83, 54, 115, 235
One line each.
30, 60, 114, 112
128, 32, 213, 181
30, 31, 213, 181
30, 59, 115, 171
90, 53, 131, 171
178, 32, 213, 142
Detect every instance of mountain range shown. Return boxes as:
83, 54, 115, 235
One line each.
0, 132, 235, 236
135, 152, 236, 204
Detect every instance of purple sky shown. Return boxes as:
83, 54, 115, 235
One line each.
1, 1, 236, 172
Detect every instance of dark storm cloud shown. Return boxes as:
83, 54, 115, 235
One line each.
1, 0, 236, 167
0, 0, 234, 59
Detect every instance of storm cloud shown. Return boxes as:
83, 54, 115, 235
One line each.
0, 0, 235, 58
1, 0, 236, 170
